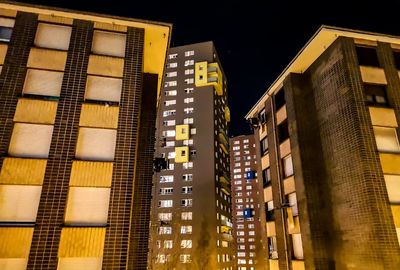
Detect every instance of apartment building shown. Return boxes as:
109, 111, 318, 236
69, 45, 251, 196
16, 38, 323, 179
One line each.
246, 26, 400, 270
230, 134, 266, 270
149, 41, 234, 270
0, 2, 171, 269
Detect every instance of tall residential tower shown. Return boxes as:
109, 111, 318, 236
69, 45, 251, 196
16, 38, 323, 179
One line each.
149, 42, 234, 270
246, 26, 400, 270
0, 2, 171, 269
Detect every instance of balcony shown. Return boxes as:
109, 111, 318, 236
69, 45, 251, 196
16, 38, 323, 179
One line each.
195, 61, 223, 95
218, 130, 229, 155
221, 232, 233, 242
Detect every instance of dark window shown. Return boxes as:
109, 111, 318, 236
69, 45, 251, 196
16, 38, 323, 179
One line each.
393, 50, 400, 69
262, 168, 271, 187
278, 120, 289, 143
260, 137, 268, 154
364, 83, 389, 107
275, 88, 286, 110
258, 109, 266, 124
265, 207, 275, 222
0, 27, 12, 42
356, 46, 380, 67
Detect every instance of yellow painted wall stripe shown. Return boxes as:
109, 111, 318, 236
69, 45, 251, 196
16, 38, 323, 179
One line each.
58, 228, 106, 257
27, 48, 67, 71
14, 98, 57, 125
0, 158, 47, 185
69, 161, 113, 187
79, 104, 119, 129
0, 228, 34, 258
380, 153, 400, 175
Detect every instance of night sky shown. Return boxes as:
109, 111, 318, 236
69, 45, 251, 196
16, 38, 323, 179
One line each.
17, 0, 400, 136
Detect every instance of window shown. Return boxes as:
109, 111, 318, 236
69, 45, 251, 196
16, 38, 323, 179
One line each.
185, 50, 194, 57
180, 254, 191, 263
162, 130, 176, 138
158, 212, 172, 221
65, 187, 110, 225
180, 225, 192, 234
184, 107, 194, 114
275, 89, 286, 111
283, 155, 294, 178
184, 69, 194, 75
263, 167, 271, 187
373, 127, 400, 152
181, 211, 192, 220
163, 110, 176, 117
184, 60, 194, 66
163, 120, 176, 126
184, 97, 194, 103
182, 186, 193, 194
288, 192, 299, 216
168, 53, 177, 59
261, 137, 268, 154
92, 30, 126, 57
232, 146, 240, 151
165, 90, 177, 96
156, 254, 167, 263
0, 26, 12, 42
159, 187, 173, 195
164, 240, 173, 249
167, 62, 177, 68
184, 78, 194, 84
258, 109, 266, 124
158, 200, 173, 208
35, 23, 72, 51
183, 174, 193, 181
160, 175, 174, 183
191, 128, 196, 134
291, 234, 304, 260
164, 100, 176, 106
278, 120, 289, 143
181, 199, 193, 207
184, 87, 194, 94
158, 226, 172, 234
392, 50, 400, 70
165, 141, 175, 147
183, 139, 193, 146
166, 71, 177, 77
356, 46, 380, 67
164, 81, 177, 87
183, 118, 193, 124
364, 83, 388, 106
181, 240, 192, 248
268, 237, 278, 259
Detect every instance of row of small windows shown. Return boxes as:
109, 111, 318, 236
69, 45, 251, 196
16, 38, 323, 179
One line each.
168, 51, 194, 59
159, 186, 193, 195
158, 211, 193, 221
158, 225, 192, 234
158, 199, 193, 208
166, 59, 195, 69
156, 239, 193, 249
165, 87, 194, 96
156, 254, 191, 264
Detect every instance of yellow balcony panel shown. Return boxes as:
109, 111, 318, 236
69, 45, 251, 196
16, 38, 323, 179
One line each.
360, 66, 387, 85
292, 260, 305, 270
14, 98, 57, 124
391, 205, 400, 228
87, 55, 124, 78
221, 225, 231, 233
221, 186, 231, 196
0, 227, 33, 258
380, 153, 400, 174
221, 233, 233, 242
195, 61, 208, 87
69, 160, 113, 187
219, 175, 229, 185
0, 157, 47, 185
0, 44, 7, 65
369, 107, 398, 127
269, 260, 279, 270
219, 142, 228, 155
175, 124, 189, 140
175, 146, 189, 163
79, 103, 119, 129
58, 227, 106, 257
27, 48, 67, 71
224, 106, 230, 122
218, 132, 229, 147
266, 221, 276, 237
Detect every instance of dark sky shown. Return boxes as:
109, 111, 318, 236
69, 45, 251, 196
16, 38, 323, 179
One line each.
16, 0, 400, 136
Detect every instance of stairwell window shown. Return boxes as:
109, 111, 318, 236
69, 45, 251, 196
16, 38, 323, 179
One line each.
364, 83, 389, 107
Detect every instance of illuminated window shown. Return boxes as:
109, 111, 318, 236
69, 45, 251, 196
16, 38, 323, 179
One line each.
181, 199, 192, 207
180, 225, 192, 234
158, 213, 172, 221
0, 17, 15, 42
164, 240, 173, 248
180, 254, 191, 263
158, 200, 173, 208
283, 155, 294, 178
181, 240, 192, 248
181, 212, 192, 220
158, 227, 172, 234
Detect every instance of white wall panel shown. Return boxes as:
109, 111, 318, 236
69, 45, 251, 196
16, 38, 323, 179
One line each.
23, 69, 63, 97
75, 128, 117, 161
85, 75, 122, 102
374, 127, 400, 152
385, 174, 400, 203
35, 23, 72, 50
92, 30, 126, 57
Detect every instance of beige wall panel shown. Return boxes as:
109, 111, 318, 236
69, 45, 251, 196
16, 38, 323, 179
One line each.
264, 186, 273, 202
261, 154, 270, 170
0, 44, 7, 65
276, 105, 287, 125
0, 227, 33, 258
87, 55, 124, 78
9, 123, 53, 158
397, 228, 400, 246
259, 125, 267, 140
374, 127, 400, 152
385, 174, 400, 203
391, 205, 400, 228
94, 21, 127, 32
35, 23, 72, 50
23, 69, 63, 97
292, 260, 305, 270
269, 259, 279, 270
0, 17, 14, 27
58, 228, 106, 257
75, 128, 117, 161
284, 176, 296, 195
79, 104, 119, 129
380, 153, 400, 174
38, 14, 73, 25
0, 258, 27, 270
280, 139, 291, 158
85, 75, 122, 102
70, 161, 113, 187
14, 99, 57, 124
266, 221, 276, 237
369, 107, 398, 127
360, 66, 387, 84
0, 185, 41, 222
0, 158, 47, 185
292, 233, 304, 259
0, 9, 17, 17
92, 31, 126, 57
27, 48, 67, 71
57, 257, 102, 270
